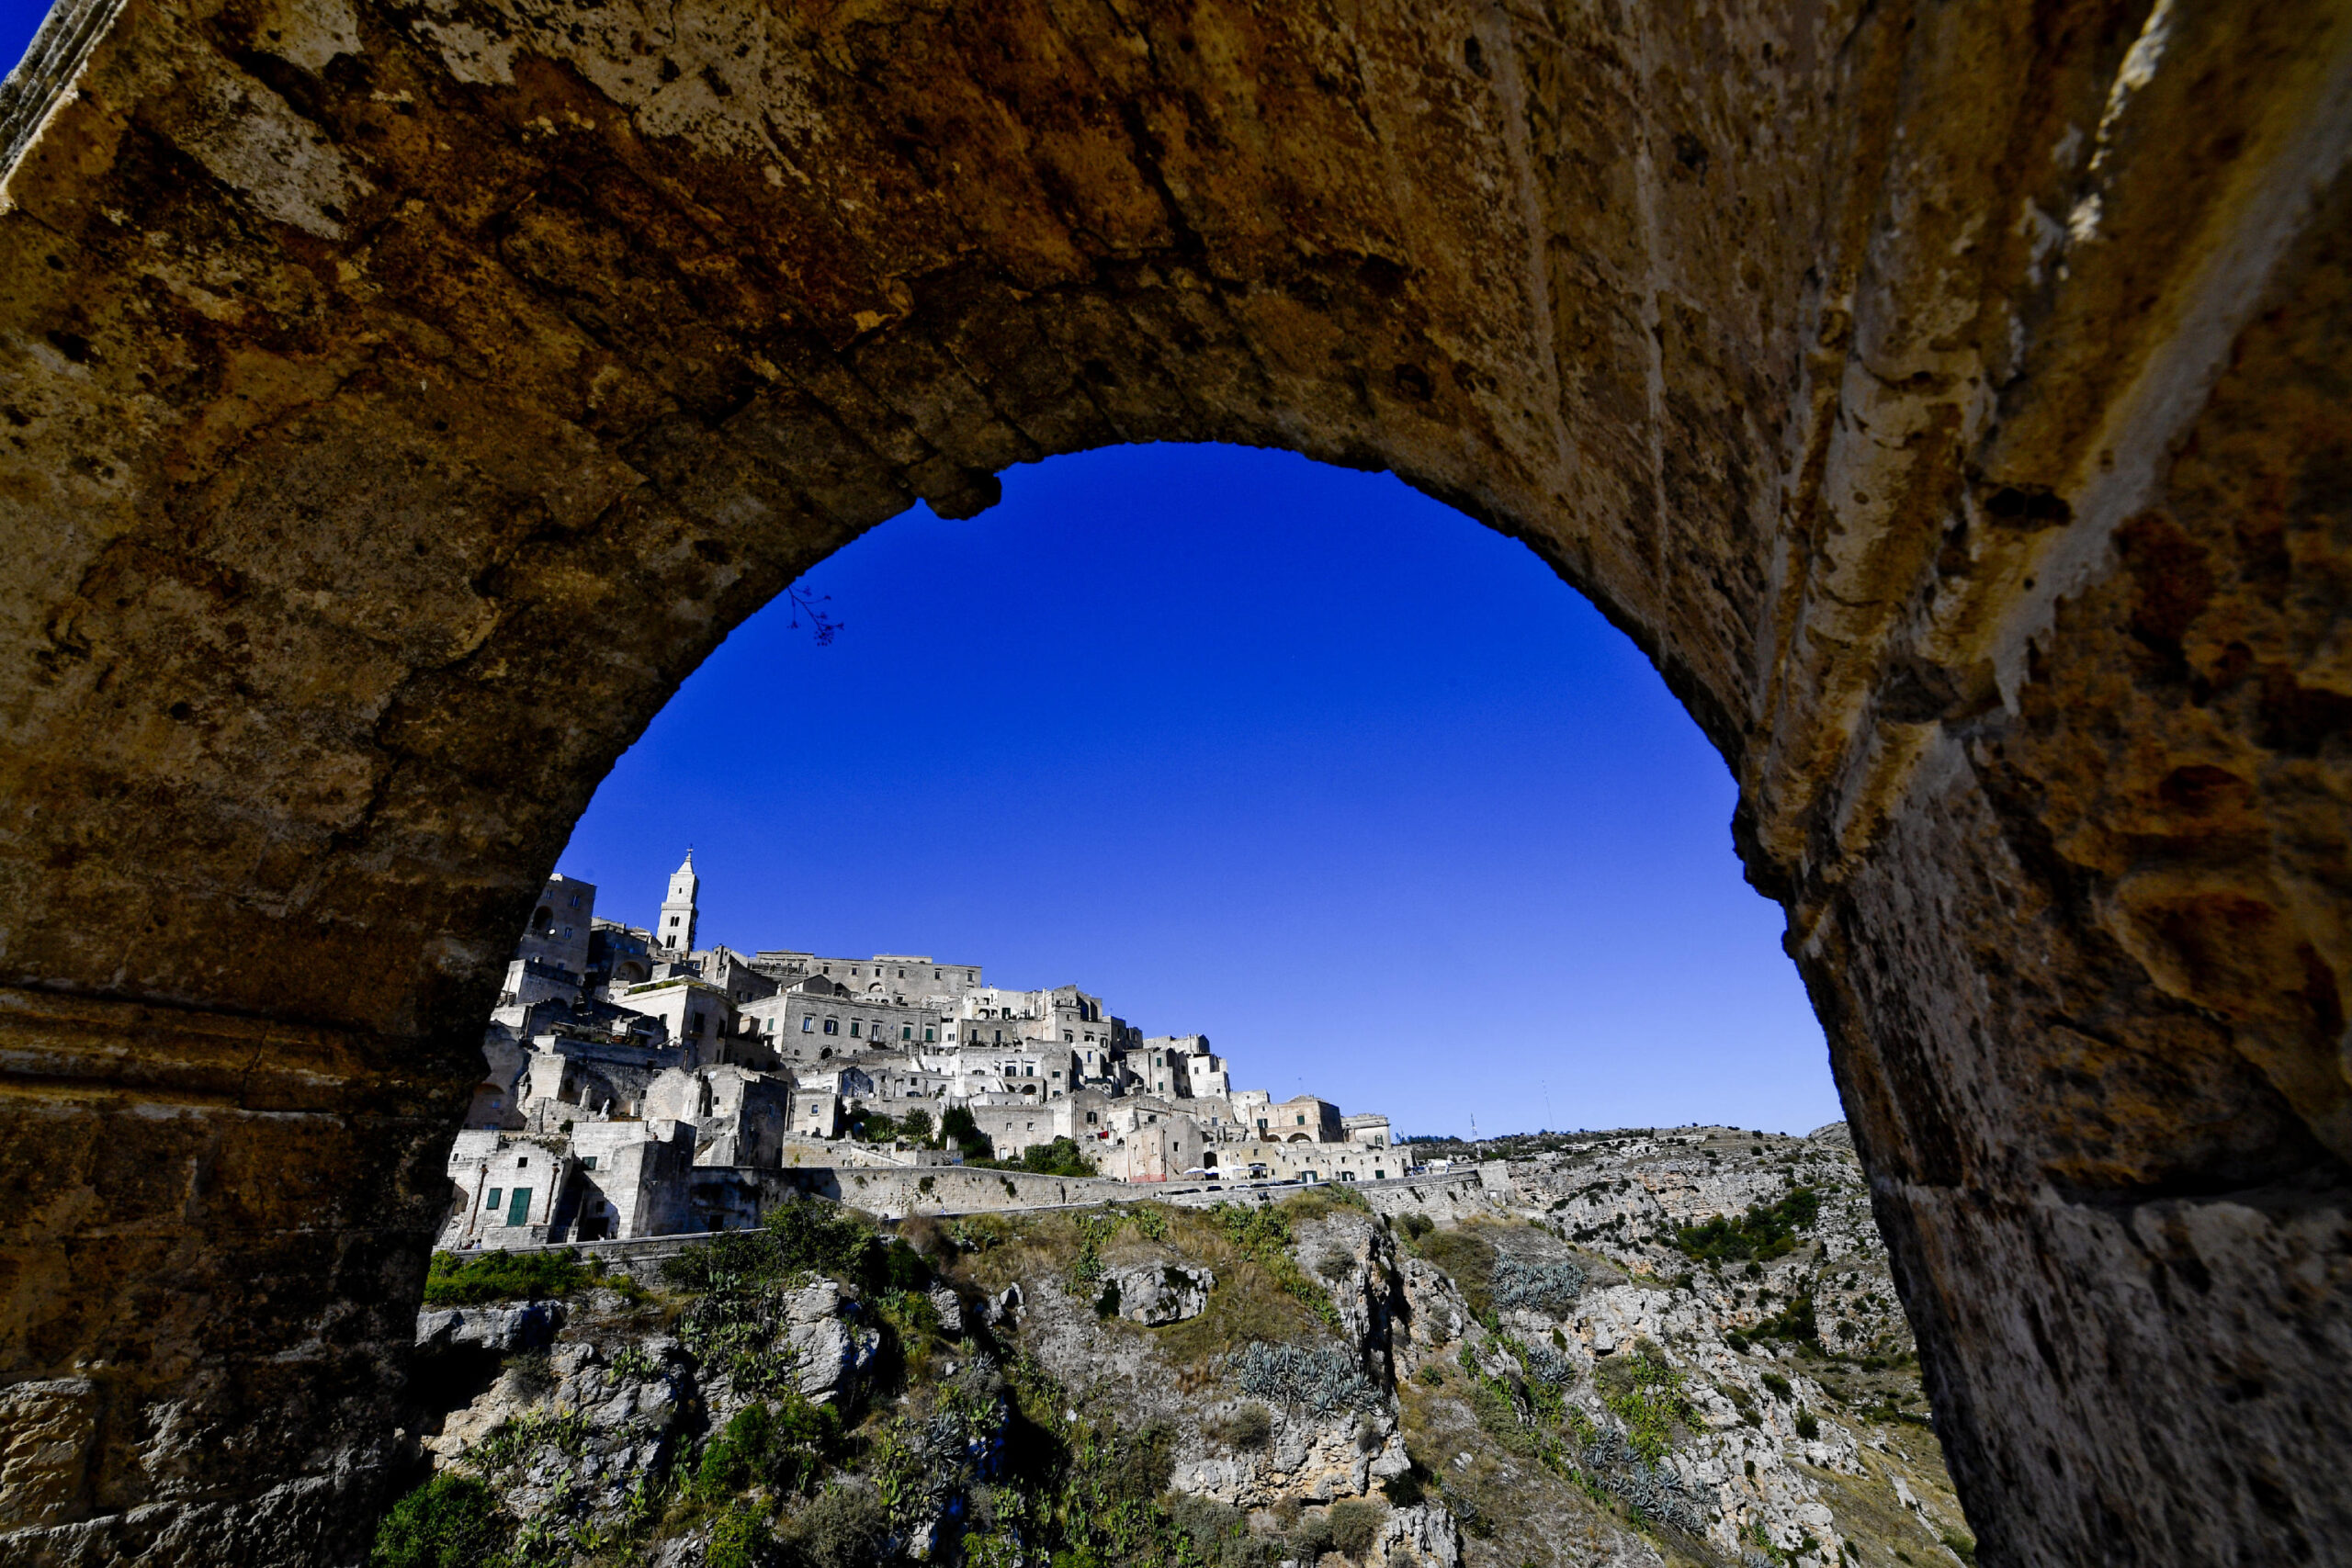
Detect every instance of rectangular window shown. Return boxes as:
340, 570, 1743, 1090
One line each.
924, 1027, 935, 1042
484, 1188, 503, 1211
505, 1187, 532, 1226
902, 1025, 912, 1041
850, 1021, 862, 1038
582, 1155, 598, 1169
802, 1018, 814, 1032
825, 1020, 838, 1034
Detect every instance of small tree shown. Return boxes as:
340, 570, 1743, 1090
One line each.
369, 1474, 505, 1568
939, 1106, 993, 1161
898, 1108, 935, 1144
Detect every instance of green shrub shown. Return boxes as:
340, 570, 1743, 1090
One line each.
1941, 1529, 1978, 1565
1327, 1499, 1385, 1559
421, 1249, 592, 1306
939, 1106, 994, 1163
369, 1473, 506, 1568
899, 1109, 935, 1143
1398, 1213, 1434, 1242
1794, 1409, 1820, 1440
1206, 1401, 1274, 1451
780, 1483, 888, 1568
1014, 1137, 1095, 1178
1672, 1188, 1821, 1264
1752, 1291, 1820, 1347
1288, 1508, 1336, 1562
1760, 1371, 1793, 1402
698, 1400, 842, 1501
664, 1200, 882, 1294
707, 1500, 774, 1568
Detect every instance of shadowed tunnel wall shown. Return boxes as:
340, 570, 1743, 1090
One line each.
0, 0, 2347, 1562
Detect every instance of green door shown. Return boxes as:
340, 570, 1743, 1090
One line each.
505, 1187, 532, 1226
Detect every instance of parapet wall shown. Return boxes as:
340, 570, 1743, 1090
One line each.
768, 1165, 1125, 1217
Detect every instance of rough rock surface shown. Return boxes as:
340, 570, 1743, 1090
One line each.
385, 1168, 1964, 1568
1102, 1261, 1215, 1326
0, 0, 2346, 1563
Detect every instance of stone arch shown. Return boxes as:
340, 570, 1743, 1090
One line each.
0, 1, 2346, 1564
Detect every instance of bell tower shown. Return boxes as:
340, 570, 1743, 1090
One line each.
658, 850, 699, 952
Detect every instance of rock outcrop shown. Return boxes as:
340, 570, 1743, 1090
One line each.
385, 1157, 1971, 1568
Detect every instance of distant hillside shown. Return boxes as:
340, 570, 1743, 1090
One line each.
386, 1127, 1973, 1568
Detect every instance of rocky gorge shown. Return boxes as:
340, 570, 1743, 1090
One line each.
385, 1125, 1974, 1568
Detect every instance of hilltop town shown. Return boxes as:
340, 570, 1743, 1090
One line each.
446, 854, 1396, 1249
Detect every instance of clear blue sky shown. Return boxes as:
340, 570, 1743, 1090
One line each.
1, 6, 1839, 1136
4, 0, 37, 71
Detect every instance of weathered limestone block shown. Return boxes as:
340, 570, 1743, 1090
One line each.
1101, 1261, 1214, 1326
413, 1301, 566, 1355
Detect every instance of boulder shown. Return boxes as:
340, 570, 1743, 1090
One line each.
1102, 1263, 1213, 1326
413, 1301, 566, 1354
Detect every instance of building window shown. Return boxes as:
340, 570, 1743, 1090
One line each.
850, 1021, 862, 1038
692, 1012, 706, 1034
824, 1019, 838, 1034
801, 1018, 814, 1032
582, 1156, 598, 1169
924, 1027, 936, 1042
517, 1156, 529, 1168
484, 1188, 503, 1210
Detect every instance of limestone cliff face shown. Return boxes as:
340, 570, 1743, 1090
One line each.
0, 0, 2346, 1562
391, 1156, 1966, 1568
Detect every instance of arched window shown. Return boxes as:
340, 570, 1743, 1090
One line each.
531, 907, 553, 933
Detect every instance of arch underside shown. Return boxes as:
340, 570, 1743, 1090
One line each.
0, 0, 2346, 1562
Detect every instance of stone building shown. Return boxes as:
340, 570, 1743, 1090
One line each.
447, 852, 1389, 1242
514, 874, 596, 978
